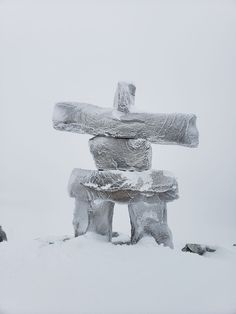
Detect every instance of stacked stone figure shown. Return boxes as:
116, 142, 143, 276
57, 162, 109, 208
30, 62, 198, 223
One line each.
53, 82, 199, 248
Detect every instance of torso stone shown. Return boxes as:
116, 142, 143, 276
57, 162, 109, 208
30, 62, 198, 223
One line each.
89, 136, 152, 171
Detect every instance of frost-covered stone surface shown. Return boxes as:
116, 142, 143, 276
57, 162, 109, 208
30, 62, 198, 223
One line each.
89, 136, 152, 171
68, 168, 178, 203
53, 102, 199, 147
128, 201, 173, 248
73, 199, 114, 240
113, 81, 136, 113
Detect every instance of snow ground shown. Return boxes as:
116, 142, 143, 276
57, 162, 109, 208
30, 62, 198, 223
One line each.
0, 230, 236, 314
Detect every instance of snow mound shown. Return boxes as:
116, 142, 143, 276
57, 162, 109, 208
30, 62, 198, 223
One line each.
0, 235, 236, 314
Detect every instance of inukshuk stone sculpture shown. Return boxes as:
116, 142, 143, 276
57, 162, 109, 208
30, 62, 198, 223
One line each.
52, 82, 199, 248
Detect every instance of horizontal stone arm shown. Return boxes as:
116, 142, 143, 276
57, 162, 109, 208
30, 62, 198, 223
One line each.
53, 102, 199, 147
68, 168, 179, 203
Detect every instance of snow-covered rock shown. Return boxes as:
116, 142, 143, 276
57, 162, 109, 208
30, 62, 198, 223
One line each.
89, 136, 152, 171
182, 243, 216, 255
0, 226, 7, 242
53, 102, 199, 147
68, 168, 178, 203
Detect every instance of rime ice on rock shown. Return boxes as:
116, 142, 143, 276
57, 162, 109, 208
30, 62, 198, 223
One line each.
53, 103, 198, 147
53, 81, 199, 248
113, 81, 136, 113
72, 199, 114, 241
68, 169, 178, 203
89, 136, 152, 171
128, 201, 173, 248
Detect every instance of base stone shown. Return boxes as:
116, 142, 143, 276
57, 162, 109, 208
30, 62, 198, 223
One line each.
89, 136, 152, 171
68, 168, 178, 204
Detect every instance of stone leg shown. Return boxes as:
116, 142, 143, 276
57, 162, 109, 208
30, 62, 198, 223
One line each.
73, 198, 114, 241
128, 201, 173, 248
87, 200, 115, 241
73, 199, 89, 237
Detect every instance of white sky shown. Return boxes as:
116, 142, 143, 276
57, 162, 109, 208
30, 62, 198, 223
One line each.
0, 0, 236, 244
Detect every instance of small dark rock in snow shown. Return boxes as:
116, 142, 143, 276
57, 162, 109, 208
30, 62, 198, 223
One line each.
233, 244, 236, 247
112, 232, 119, 238
182, 243, 216, 255
0, 226, 7, 242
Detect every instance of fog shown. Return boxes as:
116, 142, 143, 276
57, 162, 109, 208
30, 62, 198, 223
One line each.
1, 0, 236, 244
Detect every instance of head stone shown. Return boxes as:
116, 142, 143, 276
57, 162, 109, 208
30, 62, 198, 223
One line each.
113, 81, 136, 113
